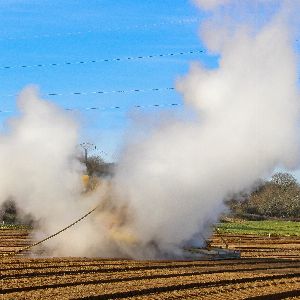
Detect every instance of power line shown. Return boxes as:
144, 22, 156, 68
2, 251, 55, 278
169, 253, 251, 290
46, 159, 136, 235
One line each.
0, 50, 203, 70
0, 18, 201, 42
2, 87, 175, 98
67, 102, 181, 111
0, 102, 182, 114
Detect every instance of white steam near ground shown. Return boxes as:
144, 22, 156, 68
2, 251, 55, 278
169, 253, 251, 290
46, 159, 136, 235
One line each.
0, 88, 107, 256
0, 1, 300, 258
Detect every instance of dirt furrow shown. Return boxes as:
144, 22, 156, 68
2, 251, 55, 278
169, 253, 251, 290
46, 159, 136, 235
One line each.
2, 271, 299, 299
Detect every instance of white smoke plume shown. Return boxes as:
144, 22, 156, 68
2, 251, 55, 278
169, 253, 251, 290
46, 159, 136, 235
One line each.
111, 2, 300, 257
0, 88, 117, 257
0, 1, 299, 259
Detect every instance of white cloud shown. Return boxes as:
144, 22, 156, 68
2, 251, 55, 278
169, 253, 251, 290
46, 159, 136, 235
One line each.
193, 0, 230, 10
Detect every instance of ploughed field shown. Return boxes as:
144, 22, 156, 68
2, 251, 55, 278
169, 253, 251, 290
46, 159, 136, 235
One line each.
1, 228, 300, 299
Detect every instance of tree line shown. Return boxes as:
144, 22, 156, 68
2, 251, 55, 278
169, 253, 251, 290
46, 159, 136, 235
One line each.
226, 172, 300, 219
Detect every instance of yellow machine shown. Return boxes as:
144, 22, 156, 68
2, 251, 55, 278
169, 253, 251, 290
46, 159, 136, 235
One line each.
82, 174, 100, 192
82, 174, 90, 190
81, 174, 138, 246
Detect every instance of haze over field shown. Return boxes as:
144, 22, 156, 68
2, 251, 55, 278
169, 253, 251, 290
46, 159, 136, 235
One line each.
0, 1, 299, 258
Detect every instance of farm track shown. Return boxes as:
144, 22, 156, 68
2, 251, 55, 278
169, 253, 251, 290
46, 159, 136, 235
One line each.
1, 229, 300, 299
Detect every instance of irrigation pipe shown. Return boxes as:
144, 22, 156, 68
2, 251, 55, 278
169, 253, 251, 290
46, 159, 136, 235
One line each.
1, 204, 100, 257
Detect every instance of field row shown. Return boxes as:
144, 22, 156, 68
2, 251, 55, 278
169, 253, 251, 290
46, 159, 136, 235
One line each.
2, 262, 299, 299
1, 228, 300, 299
2, 230, 300, 259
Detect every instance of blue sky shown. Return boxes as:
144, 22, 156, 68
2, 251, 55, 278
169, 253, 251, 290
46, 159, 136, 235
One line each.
0, 0, 211, 160
1, 0, 300, 179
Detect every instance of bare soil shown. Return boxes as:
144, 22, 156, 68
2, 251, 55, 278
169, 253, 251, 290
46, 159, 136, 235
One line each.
1, 229, 300, 299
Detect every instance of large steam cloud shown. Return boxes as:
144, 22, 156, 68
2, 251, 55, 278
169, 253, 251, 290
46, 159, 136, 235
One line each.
0, 2, 299, 259
0, 88, 141, 257
112, 3, 300, 256
0, 88, 105, 256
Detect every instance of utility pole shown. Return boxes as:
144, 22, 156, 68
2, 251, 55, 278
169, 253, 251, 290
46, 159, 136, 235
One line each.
80, 142, 96, 166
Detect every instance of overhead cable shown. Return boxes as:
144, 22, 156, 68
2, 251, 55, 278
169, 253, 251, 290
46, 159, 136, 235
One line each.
0, 50, 203, 70
0, 102, 182, 114
65, 102, 181, 111
3, 87, 175, 98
